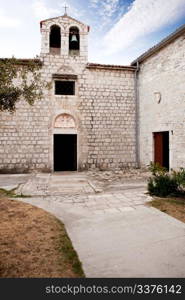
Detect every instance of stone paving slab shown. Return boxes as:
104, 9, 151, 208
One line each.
13, 193, 185, 278
16, 173, 94, 196
66, 206, 185, 278
1, 172, 185, 277
0, 174, 31, 191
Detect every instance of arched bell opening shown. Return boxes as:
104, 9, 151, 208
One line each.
50, 25, 61, 55
69, 26, 80, 56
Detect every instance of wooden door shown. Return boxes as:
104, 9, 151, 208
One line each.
154, 132, 163, 166
153, 132, 169, 169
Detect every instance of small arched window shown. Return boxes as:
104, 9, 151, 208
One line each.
50, 25, 61, 55
69, 26, 80, 55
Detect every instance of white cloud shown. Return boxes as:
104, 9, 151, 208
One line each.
104, 0, 185, 54
90, 0, 99, 8
101, 0, 119, 17
92, 0, 119, 29
32, 0, 60, 20
90, 0, 119, 18
0, 9, 21, 28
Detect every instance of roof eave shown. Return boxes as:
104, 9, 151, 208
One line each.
131, 23, 185, 66
87, 63, 136, 71
40, 15, 90, 31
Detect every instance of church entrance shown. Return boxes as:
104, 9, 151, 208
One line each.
153, 131, 169, 170
54, 134, 77, 171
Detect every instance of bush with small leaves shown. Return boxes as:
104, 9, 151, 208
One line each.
0, 57, 49, 112
172, 168, 185, 192
148, 174, 178, 197
147, 162, 184, 197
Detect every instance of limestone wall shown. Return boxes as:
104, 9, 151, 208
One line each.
0, 98, 50, 173
138, 33, 185, 169
0, 15, 137, 172
79, 67, 136, 170
0, 55, 136, 172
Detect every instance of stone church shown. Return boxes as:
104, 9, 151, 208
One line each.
0, 14, 184, 173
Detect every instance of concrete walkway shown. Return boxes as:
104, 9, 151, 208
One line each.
0, 172, 185, 277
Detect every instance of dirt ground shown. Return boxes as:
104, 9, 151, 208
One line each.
0, 196, 84, 278
148, 197, 185, 223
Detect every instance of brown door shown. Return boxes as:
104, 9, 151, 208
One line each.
154, 132, 169, 170
154, 132, 163, 166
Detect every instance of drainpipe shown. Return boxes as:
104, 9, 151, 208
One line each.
134, 60, 140, 168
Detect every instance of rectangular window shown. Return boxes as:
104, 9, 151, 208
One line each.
55, 81, 75, 95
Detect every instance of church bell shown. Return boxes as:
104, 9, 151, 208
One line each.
71, 34, 78, 42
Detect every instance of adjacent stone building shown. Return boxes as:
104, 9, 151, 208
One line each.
132, 24, 185, 170
0, 14, 184, 172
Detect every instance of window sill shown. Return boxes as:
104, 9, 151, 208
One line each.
54, 95, 77, 98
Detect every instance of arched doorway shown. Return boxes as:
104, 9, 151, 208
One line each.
53, 114, 77, 171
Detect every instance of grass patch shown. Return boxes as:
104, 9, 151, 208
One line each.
0, 197, 85, 278
0, 188, 17, 197
0, 188, 31, 198
56, 219, 84, 277
148, 196, 185, 223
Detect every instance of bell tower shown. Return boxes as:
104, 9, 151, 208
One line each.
40, 14, 90, 61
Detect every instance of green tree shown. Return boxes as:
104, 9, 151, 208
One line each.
0, 58, 46, 112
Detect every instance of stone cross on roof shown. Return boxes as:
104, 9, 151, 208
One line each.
63, 4, 68, 15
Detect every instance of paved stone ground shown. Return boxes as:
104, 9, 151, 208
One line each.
14, 172, 151, 213
0, 171, 185, 277
0, 174, 31, 191
16, 172, 94, 196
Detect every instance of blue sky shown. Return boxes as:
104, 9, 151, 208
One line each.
0, 0, 185, 64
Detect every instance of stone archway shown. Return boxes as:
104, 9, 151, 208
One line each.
53, 114, 77, 171
54, 113, 76, 129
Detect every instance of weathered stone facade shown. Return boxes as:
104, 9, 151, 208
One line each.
0, 15, 184, 173
79, 66, 136, 170
0, 15, 137, 172
136, 33, 185, 169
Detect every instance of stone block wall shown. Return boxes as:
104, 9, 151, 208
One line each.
0, 99, 50, 173
138, 33, 185, 169
0, 15, 137, 172
0, 57, 137, 172
79, 66, 136, 169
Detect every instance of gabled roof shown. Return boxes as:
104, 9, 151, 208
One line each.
131, 23, 185, 66
40, 14, 90, 31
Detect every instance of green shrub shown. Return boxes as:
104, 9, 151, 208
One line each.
147, 162, 184, 197
148, 175, 178, 197
172, 168, 185, 191
148, 162, 168, 176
